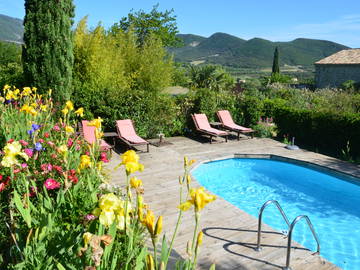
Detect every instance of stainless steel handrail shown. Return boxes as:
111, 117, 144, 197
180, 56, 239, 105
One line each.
283, 215, 320, 270
255, 200, 291, 251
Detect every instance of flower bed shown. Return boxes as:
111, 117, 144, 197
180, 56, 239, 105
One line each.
0, 85, 216, 270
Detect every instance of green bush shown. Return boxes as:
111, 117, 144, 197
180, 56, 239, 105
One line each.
240, 95, 264, 126
272, 105, 360, 160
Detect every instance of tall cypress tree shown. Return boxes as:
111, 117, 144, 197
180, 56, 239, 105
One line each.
23, 0, 75, 102
272, 47, 280, 74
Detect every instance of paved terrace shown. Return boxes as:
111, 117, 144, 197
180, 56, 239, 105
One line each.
106, 135, 360, 270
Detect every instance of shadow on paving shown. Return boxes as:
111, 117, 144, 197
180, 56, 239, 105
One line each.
202, 226, 310, 270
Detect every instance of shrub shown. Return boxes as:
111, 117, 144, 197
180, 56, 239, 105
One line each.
72, 18, 175, 138
272, 105, 360, 160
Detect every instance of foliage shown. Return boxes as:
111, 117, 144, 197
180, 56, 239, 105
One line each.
72, 18, 175, 138
0, 62, 23, 87
110, 4, 181, 47
22, 0, 75, 102
252, 117, 276, 138
188, 65, 234, 91
0, 41, 21, 65
340, 80, 360, 92
0, 41, 23, 87
272, 47, 280, 74
269, 102, 360, 160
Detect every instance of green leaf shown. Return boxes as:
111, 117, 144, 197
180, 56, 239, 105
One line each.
56, 263, 66, 270
134, 247, 147, 270
160, 234, 169, 263
209, 263, 216, 270
13, 189, 32, 228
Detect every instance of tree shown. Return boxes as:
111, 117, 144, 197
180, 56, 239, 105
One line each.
272, 47, 280, 74
110, 4, 181, 47
22, 0, 75, 102
188, 65, 234, 91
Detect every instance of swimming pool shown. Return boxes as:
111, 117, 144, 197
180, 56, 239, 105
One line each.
192, 157, 360, 270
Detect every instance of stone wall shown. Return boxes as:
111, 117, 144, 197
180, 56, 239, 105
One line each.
315, 64, 360, 88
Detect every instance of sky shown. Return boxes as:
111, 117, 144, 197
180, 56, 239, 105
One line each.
1, 0, 360, 48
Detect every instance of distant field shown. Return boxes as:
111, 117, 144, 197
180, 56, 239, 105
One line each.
164, 86, 189, 95
225, 65, 315, 80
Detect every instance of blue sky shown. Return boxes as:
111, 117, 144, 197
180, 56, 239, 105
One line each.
1, 0, 360, 47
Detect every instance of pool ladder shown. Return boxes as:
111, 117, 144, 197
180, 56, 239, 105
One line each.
255, 200, 321, 270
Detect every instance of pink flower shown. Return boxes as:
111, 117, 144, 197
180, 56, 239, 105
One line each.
24, 148, 34, 158
67, 138, 74, 147
53, 165, 63, 174
19, 140, 29, 146
40, 163, 53, 172
13, 168, 21, 174
84, 214, 96, 221
44, 178, 61, 190
0, 182, 6, 192
29, 186, 37, 197
51, 153, 57, 159
47, 141, 55, 147
21, 163, 28, 168
100, 152, 109, 163
38, 139, 44, 143
53, 125, 60, 132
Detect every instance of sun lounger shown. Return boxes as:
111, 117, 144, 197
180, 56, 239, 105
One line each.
192, 113, 228, 143
81, 120, 113, 152
217, 110, 255, 140
115, 119, 149, 152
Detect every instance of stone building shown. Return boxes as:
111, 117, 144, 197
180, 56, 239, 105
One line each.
315, 49, 360, 88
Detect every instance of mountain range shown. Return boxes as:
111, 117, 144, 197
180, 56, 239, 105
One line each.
0, 14, 350, 69
170, 33, 349, 68
0, 14, 24, 43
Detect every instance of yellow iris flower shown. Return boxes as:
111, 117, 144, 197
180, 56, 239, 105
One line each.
40, 104, 47, 112
65, 100, 74, 111
93, 193, 131, 229
142, 210, 162, 238
119, 150, 144, 174
88, 117, 103, 129
22, 87, 32, 96
130, 177, 143, 188
178, 187, 216, 212
75, 107, 84, 117
1, 141, 29, 167
65, 126, 74, 134
78, 155, 91, 170
57, 145, 68, 155
61, 107, 69, 115
146, 254, 155, 270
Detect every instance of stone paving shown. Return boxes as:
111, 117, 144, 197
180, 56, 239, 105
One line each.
106, 135, 359, 269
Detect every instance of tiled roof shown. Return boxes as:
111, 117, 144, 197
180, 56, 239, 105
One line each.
315, 49, 360, 64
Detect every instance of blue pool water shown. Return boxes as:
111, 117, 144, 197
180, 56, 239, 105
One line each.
192, 158, 360, 270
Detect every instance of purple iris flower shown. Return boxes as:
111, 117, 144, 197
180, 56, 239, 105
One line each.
32, 124, 41, 130
34, 142, 43, 151
27, 129, 34, 136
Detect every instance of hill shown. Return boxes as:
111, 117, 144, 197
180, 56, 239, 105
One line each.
170, 33, 349, 69
0, 14, 24, 43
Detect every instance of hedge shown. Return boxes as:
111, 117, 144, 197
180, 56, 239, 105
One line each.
268, 101, 360, 159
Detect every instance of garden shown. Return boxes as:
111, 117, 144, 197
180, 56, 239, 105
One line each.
1, 1, 360, 269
